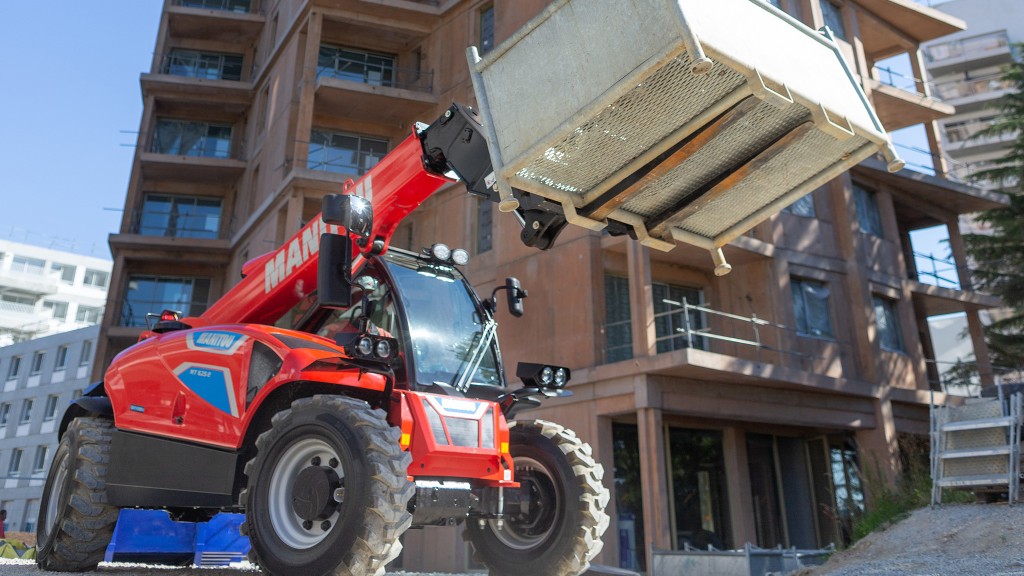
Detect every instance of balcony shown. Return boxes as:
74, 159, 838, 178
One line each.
0, 269, 59, 296
167, 0, 264, 43
944, 123, 1018, 158
0, 301, 47, 332
314, 58, 437, 124
926, 31, 1015, 77
855, 0, 965, 61
868, 67, 955, 131
904, 252, 1001, 317
139, 152, 245, 184
934, 75, 1016, 112
141, 52, 253, 111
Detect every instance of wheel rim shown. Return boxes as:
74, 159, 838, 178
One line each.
490, 456, 560, 550
268, 437, 345, 549
43, 449, 69, 537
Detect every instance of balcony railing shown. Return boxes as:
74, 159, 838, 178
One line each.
925, 30, 1011, 64
159, 51, 244, 81
174, 0, 253, 13
934, 75, 1015, 102
130, 209, 223, 240
872, 66, 928, 95
912, 251, 963, 290
316, 57, 433, 93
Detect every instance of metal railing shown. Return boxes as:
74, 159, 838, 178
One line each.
0, 300, 37, 317
315, 57, 433, 93
872, 65, 930, 95
912, 251, 964, 290
159, 51, 244, 82
174, 0, 254, 14
934, 75, 1015, 102
130, 209, 223, 240
925, 30, 1011, 64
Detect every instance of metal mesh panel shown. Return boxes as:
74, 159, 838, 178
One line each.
945, 427, 1008, 450
943, 456, 1009, 478
620, 100, 811, 220
675, 128, 866, 238
515, 53, 748, 195
947, 399, 1002, 422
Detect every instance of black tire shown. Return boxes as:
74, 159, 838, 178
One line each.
241, 395, 413, 576
35, 416, 120, 572
465, 420, 610, 576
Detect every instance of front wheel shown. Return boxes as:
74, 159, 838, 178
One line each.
241, 395, 413, 576
36, 417, 120, 571
465, 420, 610, 576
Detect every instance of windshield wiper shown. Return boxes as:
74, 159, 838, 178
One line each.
452, 318, 497, 393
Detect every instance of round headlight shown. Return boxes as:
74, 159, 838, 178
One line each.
375, 339, 392, 359
356, 336, 374, 357
540, 366, 554, 386
451, 248, 470, 266
554, 368, 568, 388
431, 243, 452, 262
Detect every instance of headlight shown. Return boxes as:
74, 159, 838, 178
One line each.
540, 366, 554, 386
554, 367, 568, 388
451, 248, 470, 266
431, 243, 451, 261
375, 339, 392, 359
356, 336, 374, 357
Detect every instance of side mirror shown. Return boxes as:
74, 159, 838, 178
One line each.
505, 277, 526, 318
318, 233, 353, 309
322, 193, 373, 241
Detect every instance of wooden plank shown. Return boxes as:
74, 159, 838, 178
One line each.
582, 96, 762, 221
669, 121, 815, 227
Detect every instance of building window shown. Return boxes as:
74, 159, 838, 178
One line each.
122, 276, 212, 328
317, 44, 396, 87
54, 346, 69, 371
479, 4, 495, 54
782, 193, 815, 217
137, 194, 222, 239
176, 0, 251, 13
30, 351, 45, 375
791, 278, 834, 338
83, 269, 110, 289
8, 448, 23, 476
0, 403, 10, 425
80, 341, 93, 366
477, 198, 493, 254
653, 282, 705, 352
43, 300, 69, 321
604, 275, 633, 363
6, 356, 21, 380
164, 48, 243, 81
852, 184, 882, 236
51, 262, 76, 284
873, 295, 904, 352
308, 130, 388, 176
152, 119, 233, 159
43, 395, 60, 421
11, 256, 45, 275
19, 399, 33, 424
820, 0, 847, 41
33, 446, 49, 473
76, 305, 103, 324
23, 499, 39, 533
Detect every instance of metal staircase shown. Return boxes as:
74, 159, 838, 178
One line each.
931, 390, 1022, 505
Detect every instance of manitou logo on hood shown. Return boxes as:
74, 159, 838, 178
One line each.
187, 330, 248, 355
264, 180, 372, 294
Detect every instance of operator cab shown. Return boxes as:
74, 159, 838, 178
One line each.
277, 246, 507, 400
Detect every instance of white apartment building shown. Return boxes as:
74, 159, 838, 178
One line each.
0, 326, 100, 534
0, 239, 112, 346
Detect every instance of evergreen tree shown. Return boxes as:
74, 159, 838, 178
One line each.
959, 44, 1024, 379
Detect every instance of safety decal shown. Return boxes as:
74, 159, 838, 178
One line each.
186, 331, 249, 355
174, 362, 239, 417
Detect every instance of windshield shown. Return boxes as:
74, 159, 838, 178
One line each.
383, 252, 502, 390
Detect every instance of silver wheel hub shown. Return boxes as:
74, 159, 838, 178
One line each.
268, 438, 344, 549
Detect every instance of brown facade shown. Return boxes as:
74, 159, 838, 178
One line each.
101, 0, 1008, 572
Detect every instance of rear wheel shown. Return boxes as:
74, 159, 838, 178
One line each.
241, 395, 413, 576
36, 417, 120, 571
465, 420, 610, 576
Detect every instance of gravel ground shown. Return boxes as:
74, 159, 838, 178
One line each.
796, 503, 1024, 576
3, 504, 1022, 575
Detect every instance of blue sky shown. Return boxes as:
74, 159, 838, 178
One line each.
0, 2, 163, 259
0, 1, 950, 261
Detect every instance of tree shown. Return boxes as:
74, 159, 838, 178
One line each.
959, 44, 1024, 380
